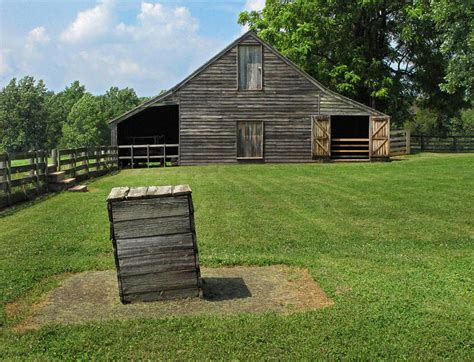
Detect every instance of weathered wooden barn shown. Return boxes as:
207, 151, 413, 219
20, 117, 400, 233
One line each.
109, 31, 390, 165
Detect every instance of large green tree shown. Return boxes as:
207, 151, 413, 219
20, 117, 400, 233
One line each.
432, 0, 473, 100
239, 0, 471, 127
0, 76, 50, 152
102, 86, 141, 120
60, 87, 141, 148
60, 94, 110, 148
45, 81, 86, 148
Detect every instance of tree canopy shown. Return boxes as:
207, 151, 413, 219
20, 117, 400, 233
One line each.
239, 0, 473, 130
0, 77, 144, 152
0, 77, 50, 152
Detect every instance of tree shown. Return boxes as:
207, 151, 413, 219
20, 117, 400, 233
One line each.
60, 94, 110, 148
239, 0, 470, 127
0, 76, 49, 152
45, 81, 86, 148
102, 86, 141, 120
431, 0, 474, 101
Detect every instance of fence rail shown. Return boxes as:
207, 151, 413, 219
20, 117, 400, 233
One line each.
56, 146, 118, 180
410, 135, 474, 153
118, 144, 179, 168
390, 130, 410, 156
0, 146, 118, 209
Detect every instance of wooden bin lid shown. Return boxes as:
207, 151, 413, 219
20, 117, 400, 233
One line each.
107, 185, 191, 202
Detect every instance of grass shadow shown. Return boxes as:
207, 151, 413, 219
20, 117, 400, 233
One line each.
202, 277, 252, 301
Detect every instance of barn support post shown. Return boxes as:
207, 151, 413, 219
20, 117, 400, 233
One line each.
147, 144, 150, 168
163, 142, 166, 168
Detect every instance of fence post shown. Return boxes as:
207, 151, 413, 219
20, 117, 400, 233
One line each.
6, 154, 11, 206
85, 150, 90, 178
131, 145, 134, 169
452, 136, 457, 152
420, 136, 425, 152
406, 130, 411, 154
72, 149, 77, 177
43, 151, 49, 191
51, 148, 58, 171
58, 149, 62, 171
0, 156, 7, 205
34, 151, 41, 192
28, 152, 35, 177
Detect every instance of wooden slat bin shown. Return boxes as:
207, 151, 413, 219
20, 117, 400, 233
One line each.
107, 185, 202, 303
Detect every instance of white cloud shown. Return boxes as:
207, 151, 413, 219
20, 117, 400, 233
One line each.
25, 26, 50, 53
0, 50, 12, 76
60, 0, 114, 43
27, 27, 50, 46
245, 0, 266, 11
117, 2, 199, 45
1, 1, 227, 95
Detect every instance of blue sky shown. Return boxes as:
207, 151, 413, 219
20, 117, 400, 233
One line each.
0, 0, 265, 96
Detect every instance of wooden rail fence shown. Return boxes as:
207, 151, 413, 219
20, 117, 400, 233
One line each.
56, 146, 119, 180
0, 146, 118, 209
411, 135, 474, 153
390, 130, 410, 156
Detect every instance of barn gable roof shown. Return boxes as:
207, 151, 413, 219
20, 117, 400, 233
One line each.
109, 31, 386, 125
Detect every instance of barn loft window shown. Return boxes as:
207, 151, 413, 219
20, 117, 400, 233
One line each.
237, 121, 264, 159
238, 45, 262, 90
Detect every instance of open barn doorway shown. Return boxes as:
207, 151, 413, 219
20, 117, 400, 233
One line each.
331, 116, 370, 160
117, 105, 179, 167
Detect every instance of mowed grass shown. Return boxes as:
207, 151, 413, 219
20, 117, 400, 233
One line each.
1, 153, 473, 359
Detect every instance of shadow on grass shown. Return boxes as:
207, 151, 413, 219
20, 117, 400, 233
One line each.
0, 191, 61, 219
202, 277, 252, 301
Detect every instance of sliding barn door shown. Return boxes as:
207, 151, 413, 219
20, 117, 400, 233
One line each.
370, 116, 390, 159
312, 115, 331, 159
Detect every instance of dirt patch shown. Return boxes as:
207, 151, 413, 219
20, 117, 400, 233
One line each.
11, 265, 332, 330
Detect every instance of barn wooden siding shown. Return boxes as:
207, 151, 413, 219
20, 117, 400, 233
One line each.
107, 185, 202, 303
167, 35, 376, 165
111, 32, 385, 165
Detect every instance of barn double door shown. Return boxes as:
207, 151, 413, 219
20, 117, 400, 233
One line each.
311, 115, 390, 160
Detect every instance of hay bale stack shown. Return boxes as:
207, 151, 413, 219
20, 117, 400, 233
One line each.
107, 185, 201, 303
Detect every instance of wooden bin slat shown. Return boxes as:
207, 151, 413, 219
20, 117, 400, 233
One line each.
121, 270, 198, 294
113, 215, 191, 239
112, 196, 189, 222
116, 233, 195, 256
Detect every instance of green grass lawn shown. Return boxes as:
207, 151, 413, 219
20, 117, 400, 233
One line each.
1, 153, 473, 359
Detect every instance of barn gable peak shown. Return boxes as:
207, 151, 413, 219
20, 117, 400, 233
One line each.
110, 31, 385, 125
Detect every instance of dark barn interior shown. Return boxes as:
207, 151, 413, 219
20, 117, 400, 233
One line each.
331, 115, 370, 160
117, 105, 179, 166
117, 105, 179, 145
